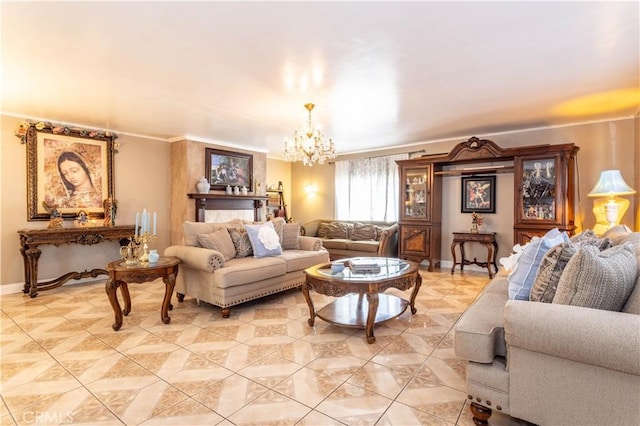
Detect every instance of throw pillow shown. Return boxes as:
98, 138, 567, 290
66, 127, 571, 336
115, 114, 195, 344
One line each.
198, 228, 237, 261
570, 229, 612, 251
530, 233, 613, 303
182, 219, 243, 247
373, 225, 385, 241
552, 244, 637, 311
244, 221, 283, 258
317, 222, 331, 238
351, 223, 377, 241
325, 222, 351, 239
271, 217, 286, 241
508, 228, 568, 300
281, 223, 301, 250
499, 242, 528, 273
227, 227, 253, 258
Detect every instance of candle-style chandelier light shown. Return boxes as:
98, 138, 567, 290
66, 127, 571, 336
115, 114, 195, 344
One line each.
283, 103, 336, 166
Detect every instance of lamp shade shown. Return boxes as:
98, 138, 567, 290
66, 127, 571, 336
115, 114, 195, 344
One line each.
587, 170, 636, 198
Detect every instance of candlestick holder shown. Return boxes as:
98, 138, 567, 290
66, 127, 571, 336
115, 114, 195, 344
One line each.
135, 232, 157, 263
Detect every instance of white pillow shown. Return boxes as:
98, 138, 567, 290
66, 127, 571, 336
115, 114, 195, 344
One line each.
508, 228, 568, 300
499, 242, 528, 272
244, 221, 283, 258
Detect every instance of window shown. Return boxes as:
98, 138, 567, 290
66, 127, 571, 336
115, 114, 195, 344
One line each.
335, 153, 408, 222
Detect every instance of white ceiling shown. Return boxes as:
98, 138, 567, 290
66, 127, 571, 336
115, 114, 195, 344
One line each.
2, 2, 638, 158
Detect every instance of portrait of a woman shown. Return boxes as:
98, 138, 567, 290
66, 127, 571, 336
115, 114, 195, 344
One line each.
56, 151, 102, 208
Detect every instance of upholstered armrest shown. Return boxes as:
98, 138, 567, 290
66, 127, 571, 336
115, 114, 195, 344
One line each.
298, 235, 323, 251
504, 300, 640, 375
377, 223, 399, 257
164, 245, 225, 272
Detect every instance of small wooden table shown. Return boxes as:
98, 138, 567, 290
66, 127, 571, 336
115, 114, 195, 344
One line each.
450, 232, 498, 278
105, 256, 180, 331
303, 257, 421, 344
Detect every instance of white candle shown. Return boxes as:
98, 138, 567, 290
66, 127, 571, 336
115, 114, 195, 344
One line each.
135, 212, 139, 237
142, 209, 147, 235
153, 212, 157, 235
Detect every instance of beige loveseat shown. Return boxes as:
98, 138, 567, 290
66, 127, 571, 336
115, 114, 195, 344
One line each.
302, 219, 398, 260
454, 226, 640, 426
165, 219, 329, 317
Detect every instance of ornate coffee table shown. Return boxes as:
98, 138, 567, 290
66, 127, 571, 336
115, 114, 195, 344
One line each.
303, 257, 422, 343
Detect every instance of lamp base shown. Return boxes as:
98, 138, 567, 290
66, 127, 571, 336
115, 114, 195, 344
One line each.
592, 197, 629, 235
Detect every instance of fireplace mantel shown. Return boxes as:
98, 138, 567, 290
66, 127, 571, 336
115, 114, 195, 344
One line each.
187, 193, 269, 222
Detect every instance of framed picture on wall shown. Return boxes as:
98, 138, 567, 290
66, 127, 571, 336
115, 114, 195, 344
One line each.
205, 148, 253, 191
461, 175, 496, 213
22, 122, 116, 221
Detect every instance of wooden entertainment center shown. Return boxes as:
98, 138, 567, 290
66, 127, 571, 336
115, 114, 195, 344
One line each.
396, 137, 579, 271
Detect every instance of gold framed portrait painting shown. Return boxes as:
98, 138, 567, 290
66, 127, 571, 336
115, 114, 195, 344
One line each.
24, 123, 116, 221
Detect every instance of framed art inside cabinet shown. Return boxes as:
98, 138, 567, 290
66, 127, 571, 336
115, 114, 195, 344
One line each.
461, 176, 496, 213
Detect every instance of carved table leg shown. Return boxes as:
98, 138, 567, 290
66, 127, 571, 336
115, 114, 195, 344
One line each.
161, 272, 176, 324
450, 241, 458, 275
365, 292, 379, 344
24, 247, 42, 298
105, 279, 124, 331
460, 242, 466, 272
301, 281, 316, 326
484, 243, 495, 278
120, 282, 131, 316
409, 273, 422, 314
470, 402, 492, 425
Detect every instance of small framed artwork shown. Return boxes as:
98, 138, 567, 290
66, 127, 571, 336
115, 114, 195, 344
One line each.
23, 122, 116, 221
461, 175, 496, 213
205, 148, 253, 191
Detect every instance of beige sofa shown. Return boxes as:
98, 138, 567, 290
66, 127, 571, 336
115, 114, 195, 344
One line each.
302, 219, 398, 260
454, 227, 640, 426
165, 219, 329, 317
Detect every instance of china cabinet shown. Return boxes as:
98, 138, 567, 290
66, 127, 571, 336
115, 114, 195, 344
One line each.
513, 147, 578, 244
397, 161, 442, 270
397, 137, 579, 269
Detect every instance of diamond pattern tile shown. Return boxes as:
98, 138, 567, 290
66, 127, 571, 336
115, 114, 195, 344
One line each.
0, 269, 530, 425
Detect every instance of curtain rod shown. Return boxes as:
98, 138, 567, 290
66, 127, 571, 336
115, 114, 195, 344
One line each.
327, 149, 425, 164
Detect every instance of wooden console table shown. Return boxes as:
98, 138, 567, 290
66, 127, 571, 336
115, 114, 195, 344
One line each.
450, 232, 499, 278
18, 225, 135, 298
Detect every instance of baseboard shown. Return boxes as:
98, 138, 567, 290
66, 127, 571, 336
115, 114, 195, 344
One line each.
1, 277, 106, 295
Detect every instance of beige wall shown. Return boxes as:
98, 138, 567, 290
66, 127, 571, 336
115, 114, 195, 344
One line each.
1, 114, 171, 289
291, 118, 638, 262
3, 114, 636, 289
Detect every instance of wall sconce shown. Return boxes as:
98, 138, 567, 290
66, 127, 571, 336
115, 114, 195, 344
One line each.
305, 183, 316, 194
588, 169, 636, 233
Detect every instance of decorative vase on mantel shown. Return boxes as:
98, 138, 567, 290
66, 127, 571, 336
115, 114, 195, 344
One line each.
196, 177, 209, 194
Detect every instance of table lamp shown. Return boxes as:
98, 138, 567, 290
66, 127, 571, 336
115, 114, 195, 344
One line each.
588, 169, 636, 230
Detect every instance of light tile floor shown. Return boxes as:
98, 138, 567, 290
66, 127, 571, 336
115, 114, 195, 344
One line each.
1, 269, 530, 425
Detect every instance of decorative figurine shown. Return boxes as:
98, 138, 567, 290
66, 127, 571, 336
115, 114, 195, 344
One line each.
471, 212, 484, 233
42, 201, 63, 229
103, 197, 117, 226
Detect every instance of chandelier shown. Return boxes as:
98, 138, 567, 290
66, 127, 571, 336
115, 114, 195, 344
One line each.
283, 103, 336, 166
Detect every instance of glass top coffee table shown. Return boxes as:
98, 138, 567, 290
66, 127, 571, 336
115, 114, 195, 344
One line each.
302, 257, 422, 343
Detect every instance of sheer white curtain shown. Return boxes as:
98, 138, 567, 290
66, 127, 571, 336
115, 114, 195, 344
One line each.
335, 153, 408, 222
